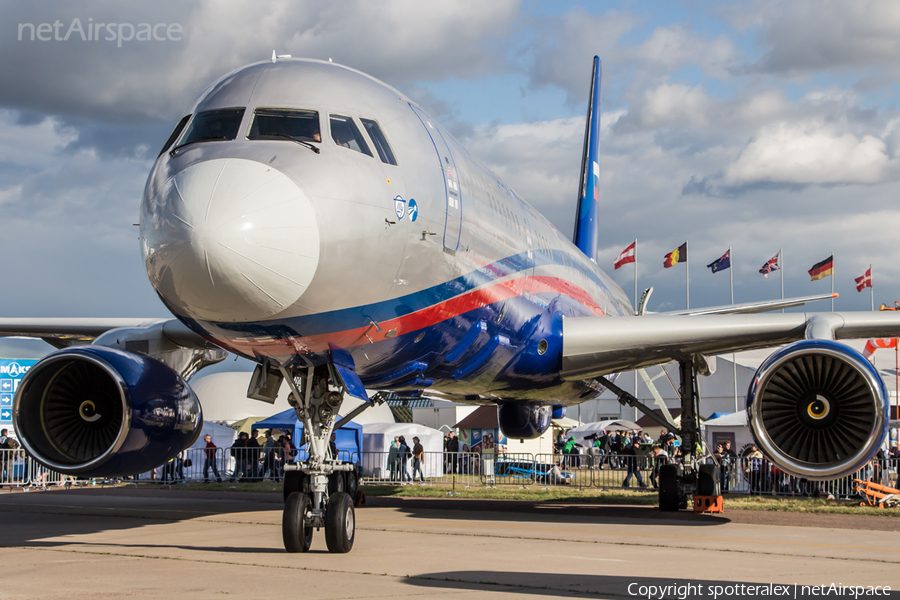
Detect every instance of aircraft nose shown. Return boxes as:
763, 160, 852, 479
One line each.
142, 158, 319, 322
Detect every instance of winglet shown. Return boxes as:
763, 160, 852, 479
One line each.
573, 56, 602, 262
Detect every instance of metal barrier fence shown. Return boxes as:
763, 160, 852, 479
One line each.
5, 445, 899, 499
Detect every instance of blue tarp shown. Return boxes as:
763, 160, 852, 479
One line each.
253, 408, 362, 460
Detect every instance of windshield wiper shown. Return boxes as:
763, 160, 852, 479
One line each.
169, 135, 229, 156
252, 132, 321, 154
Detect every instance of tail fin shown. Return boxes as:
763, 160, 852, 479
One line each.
573, 56, 602, 262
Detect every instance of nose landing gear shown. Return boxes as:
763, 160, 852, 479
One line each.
277, 364, 364, 553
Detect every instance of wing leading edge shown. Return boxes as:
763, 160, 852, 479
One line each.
561, 311, 900, 380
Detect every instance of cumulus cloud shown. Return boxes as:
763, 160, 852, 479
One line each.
724, 122, 894, 185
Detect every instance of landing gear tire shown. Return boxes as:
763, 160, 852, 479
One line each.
283, 492, 314, 553
344, 465, 359, 504
659, 464, 683, 512
328, 471, 346, 496
283, 470, 308, 502
325, 492, 355, 553
697, 464, 720, 497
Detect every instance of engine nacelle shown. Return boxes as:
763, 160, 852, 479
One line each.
13, 346, 202, 477
747, 340, 887, 480
498, 403, 552, 439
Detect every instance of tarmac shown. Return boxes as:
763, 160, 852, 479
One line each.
1, 486, 900, 599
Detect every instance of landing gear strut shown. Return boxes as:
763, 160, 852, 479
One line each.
278, 364, 359, 553
600, 357, 718, 511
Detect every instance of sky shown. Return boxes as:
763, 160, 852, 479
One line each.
2, 0, 900, 328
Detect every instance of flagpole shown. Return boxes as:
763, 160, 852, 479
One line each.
780, 248, 784, 313
634, 239, 638, 404
831, 250, 835, 312
686, 240, 690, 310
730, 246, 737, 412
871, 263, 874, 311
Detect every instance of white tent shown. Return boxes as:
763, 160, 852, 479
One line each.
361, 422, 445, 479
701, 411, 754, 454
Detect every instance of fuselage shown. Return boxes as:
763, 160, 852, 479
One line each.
140, 58, 632, 405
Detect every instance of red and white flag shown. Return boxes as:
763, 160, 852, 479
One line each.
855, 268, 872, 292
863, 338, 897, 360
614, 241, 636, 270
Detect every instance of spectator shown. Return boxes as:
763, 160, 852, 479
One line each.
744, 445, 764, 495
890, 442, 900, 486
388, 437, 400, 482
621, 438, 646, 488
446, 431, 459, 473
412, 436, 425, 483
202, 434, 222, 483
247, 429, 261, 481
230, 432, 251, 482
398, 436, 411, 483
722, 441, 736, 493
258, 431, 277, 481
647, 444, 668, 488
329, 433, 339, 460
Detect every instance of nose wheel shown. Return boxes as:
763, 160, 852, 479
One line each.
283, 492, 314, 553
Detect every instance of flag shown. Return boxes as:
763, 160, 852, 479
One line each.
663, 243, 687, 268
863, 338, 897, 360
759, 252, 780, 278
614, 241, 636, 270
707, 250, 730, 274
855, 268, 872, 292
808, 255, 834, 281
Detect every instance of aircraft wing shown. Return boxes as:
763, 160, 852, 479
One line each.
561, 311, 900, 380
662, 292, 838, 316
0, 317, 213, 349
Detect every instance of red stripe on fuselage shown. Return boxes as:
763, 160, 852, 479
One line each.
214, 276, 605, 357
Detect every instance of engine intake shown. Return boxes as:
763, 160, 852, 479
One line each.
747, 340, 887, 480
13, 346, 202, 477
498, 403, 552, 439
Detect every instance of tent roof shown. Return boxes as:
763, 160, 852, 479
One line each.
255, 408, 362, 431
552, 416, 582, 429
362, 422, 442, 436
454, 405, 498, 429
704, 412, 748, 427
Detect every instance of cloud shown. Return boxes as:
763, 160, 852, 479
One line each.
742, 0, 900, 76
724, 122, 894, 185
0, 0, 521, 122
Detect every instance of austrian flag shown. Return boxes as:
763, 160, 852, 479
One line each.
614, 241, 636, 270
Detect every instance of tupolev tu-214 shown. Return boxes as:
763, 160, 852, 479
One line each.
7, 56, 900, 553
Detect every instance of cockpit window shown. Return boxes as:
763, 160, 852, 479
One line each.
329, 114, 373, 156
177, 108, 245, 147
360, 118, 397, 165
248, 108, 321, 143
159, 114, 191, 156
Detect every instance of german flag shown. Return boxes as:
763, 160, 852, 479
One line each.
808, 255, 834, 281
663, 243, 687, 268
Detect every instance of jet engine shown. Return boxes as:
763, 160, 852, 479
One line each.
498, 403, 552, 439
747, 340, 887, 480
13, 346, 202, 477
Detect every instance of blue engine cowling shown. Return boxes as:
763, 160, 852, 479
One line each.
747, 339, 887, 481
13, 345, 202, 477
498, 403, 552, 439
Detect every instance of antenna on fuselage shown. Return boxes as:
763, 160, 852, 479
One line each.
271, 51, 292, 63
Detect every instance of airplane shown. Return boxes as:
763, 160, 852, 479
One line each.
6, 55, 900, 554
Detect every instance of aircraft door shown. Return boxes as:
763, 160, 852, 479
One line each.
408, 105, 462, 253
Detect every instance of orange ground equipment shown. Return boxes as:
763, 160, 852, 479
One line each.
693, 495, 724, 513
852, 479, 900, 508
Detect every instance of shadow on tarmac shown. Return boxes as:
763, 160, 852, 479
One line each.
367, 496, 731, 527
405, 572, 900, 599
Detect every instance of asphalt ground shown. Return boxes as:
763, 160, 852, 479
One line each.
1, 486, 899, 599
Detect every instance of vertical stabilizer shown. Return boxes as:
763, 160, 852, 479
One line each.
573, 56, 602, 261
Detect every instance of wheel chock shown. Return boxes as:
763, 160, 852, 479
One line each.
355, 490, 366, 507
693, 495, 724, 513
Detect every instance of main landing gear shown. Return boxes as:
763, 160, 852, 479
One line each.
600, 357, 719, 512
277, 364, 362, 553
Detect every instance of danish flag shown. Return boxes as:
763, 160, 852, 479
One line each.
855, 268, 872, 292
